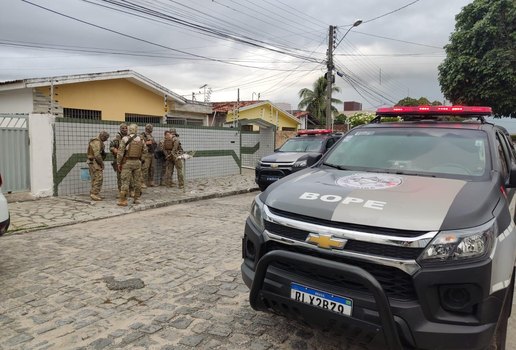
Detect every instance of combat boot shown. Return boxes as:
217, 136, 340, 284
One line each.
90, 193, 102, 201
117, 191, 128, 207
133, 197, 141, 205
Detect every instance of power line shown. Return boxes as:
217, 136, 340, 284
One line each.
335, 52, 445, 57
353, 31, 444, 49
338, 0, 421, 26
91, 0, 323, 61
21, 0, 323, 72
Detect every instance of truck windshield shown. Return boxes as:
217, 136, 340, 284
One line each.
279, 138, 324, 152
325, 128, 489, 178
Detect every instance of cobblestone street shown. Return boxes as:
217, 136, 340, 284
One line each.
0, 193, 376, 350
1, 192, 516, 350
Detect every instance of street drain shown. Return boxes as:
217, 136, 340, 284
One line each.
103, 276, 145, 291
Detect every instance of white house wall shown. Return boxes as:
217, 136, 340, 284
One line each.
0, 88, 33, 113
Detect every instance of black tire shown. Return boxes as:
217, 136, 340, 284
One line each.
488, 268, 514, 350
0, 215, 9, 236
258, 183, 268, 192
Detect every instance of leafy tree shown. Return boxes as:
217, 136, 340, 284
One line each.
347, 112, 375, 128
438, 0, 516, 117
334, 113, 347, 125
298, 76, 342, 124
396, 97, 443, 106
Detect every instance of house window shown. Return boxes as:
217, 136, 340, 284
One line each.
167, 117, 204, 126
282, 127, 296, 131
125, 114, 162, 124
63, 108, 101, 120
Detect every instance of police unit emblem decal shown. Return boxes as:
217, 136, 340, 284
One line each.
336, 173, 402, 190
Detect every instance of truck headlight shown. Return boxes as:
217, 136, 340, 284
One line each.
419, 219, 496, 265
293, 160, 307, 168
249, 196, 265, 231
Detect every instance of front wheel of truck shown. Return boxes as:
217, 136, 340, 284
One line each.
487, 268, 514, 350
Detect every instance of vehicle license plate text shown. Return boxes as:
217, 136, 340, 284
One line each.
290, 283, 353, 316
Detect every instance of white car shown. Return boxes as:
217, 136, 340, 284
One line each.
0, 173, 9, 235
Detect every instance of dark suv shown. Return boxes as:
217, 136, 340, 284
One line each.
255, 129, 341, 191
242, 106, 516, 350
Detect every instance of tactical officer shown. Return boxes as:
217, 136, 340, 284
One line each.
141, 123, 157, 188
109, 123, 128, 192
159, 130, 174, 187
87, 130, 109, 201
171, 129, 185, 188
116, 124, 147, 206
163, 128, 184, 189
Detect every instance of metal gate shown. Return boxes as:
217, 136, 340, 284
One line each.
0, 114, 30, 193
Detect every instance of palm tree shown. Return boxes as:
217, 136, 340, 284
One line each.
298, 76, 342, 125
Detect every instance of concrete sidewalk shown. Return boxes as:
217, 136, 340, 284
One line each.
4, 169, 258, 235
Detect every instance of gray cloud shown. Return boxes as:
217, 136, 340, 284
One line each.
0, 0, 472, 108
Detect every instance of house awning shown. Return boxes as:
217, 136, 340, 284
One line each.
238, 118, 275, 129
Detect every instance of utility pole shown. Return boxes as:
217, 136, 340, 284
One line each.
325, 25, 335, 130
328, 20, 362, 130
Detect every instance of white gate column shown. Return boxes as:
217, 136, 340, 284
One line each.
29, 113, 54, 197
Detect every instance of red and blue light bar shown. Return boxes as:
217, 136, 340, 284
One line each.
297, 129, 333, 135
376, 105, 492, 116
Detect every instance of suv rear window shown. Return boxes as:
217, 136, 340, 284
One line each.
278, 138, 324, 152
325, 128, 489, 178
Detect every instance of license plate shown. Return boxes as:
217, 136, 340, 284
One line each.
265, 176, 280, 181
290, 283, 353, 316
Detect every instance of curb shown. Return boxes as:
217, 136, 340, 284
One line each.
6, 187, 259, 236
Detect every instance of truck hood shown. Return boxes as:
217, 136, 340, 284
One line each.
261, 152, 319, 163
263, 168, 498, 231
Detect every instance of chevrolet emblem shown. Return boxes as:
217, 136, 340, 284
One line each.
306, 233, 347, 250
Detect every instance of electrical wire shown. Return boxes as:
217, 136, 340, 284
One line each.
21, 0, 324, 72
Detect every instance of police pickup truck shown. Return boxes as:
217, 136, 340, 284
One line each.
242, 106, 516, 350
255, 129, 341, 191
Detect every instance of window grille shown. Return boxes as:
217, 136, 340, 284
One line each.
166, 117, 204, 126
125, 114, 162, 124
63, 108, 101, 120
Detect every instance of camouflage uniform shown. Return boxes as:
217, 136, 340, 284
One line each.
109, 123, 128, 192
160, 128, 184, 188
171, 131, 185, 188
116, 124, 147, 206
87, 131, 109, 201
141, 124, 157, 187
159, 130, 175, 187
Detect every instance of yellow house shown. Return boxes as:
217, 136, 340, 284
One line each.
0, 70, 211, 125
212, 100, 300, 131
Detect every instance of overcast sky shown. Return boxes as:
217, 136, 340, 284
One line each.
0, 0, 473, 110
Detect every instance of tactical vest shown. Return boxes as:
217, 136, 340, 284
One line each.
109, 133, 122, 155
163, 138, 174, 151
126, 138, 144, 158
174, 140, 184, 155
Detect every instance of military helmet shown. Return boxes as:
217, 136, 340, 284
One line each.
169, 128, 177, 135
128, 124, 138, 134
119, 123, 127, 131
99, 130, 110, 141
145, 124, 153, 132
